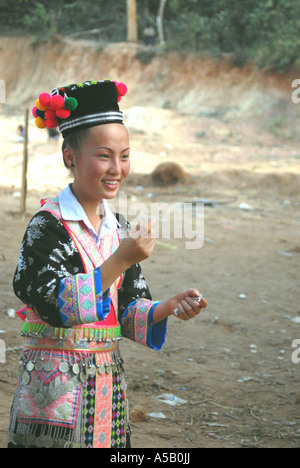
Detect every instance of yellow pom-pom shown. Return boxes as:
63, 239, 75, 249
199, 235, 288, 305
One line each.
35, 117, 46, 129
35, 99, 47, 111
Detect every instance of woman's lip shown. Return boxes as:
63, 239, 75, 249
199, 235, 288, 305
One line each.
101, 179, 120, 189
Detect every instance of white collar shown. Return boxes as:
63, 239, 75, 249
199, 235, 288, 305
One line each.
58, 184, 118, 244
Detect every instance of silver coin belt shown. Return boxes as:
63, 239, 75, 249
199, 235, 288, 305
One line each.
18, 349, 124, 405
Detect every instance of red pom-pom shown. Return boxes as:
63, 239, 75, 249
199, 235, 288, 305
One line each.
56, 108, 71, 119
39, 92, 51, 108
32, 106, 38, 118
44, 109, 56, 120
45, 119, 58, 129
116, 82, 127, 97
50, 94, 64, 110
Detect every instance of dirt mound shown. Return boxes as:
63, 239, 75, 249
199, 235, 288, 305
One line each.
151, 162, 193, 186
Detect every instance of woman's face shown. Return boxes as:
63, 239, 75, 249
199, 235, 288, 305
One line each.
67, 124, 130, 203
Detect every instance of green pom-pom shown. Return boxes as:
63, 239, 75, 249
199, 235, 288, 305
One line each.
64, 97, 78, 110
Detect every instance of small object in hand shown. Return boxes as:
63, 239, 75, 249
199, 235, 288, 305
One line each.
173, 293, 203, 316
191, 293, 203, 303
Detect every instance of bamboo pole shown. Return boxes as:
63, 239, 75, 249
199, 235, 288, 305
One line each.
20, 108, 29, 217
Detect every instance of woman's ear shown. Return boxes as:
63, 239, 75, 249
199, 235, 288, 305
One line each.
63, 146, 75, 169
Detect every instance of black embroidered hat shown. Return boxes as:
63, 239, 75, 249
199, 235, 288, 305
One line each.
32, 80, 127, 137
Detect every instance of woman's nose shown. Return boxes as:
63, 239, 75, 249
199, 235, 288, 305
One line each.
108, 157, 121, 174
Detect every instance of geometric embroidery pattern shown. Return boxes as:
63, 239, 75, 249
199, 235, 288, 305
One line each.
93, 370, 113, 448
111, 372, 126, 448
121, 299, 154, 346
82, 375, 96, 448
58, 269, 109, 327
82, 370, 126, 448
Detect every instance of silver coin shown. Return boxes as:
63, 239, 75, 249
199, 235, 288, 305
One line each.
98, 364, 105, 375
31, 379, 41, 391
79, 371, 87, 383
22, 435, 30, 447
105, 364, 111, 374
66, 380, 75, 393
43, 360, 54, 372
59, 362, 69, 373
26, 360, 35, 372
27, 435, 36, 446
35, 358, 44, 371
29, 386, 38, 397
22, 371, 30, 385
72, 363, 80, 375
39, 399, 48, 409
42, 435, 54, 448
57, 384, 66, 396
88, 364, 96, 377
34, 392, 44, 405
50, 388, 59, 400
35, 436, 44, 448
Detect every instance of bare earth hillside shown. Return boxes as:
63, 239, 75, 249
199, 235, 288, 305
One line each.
0, 38, 299, 449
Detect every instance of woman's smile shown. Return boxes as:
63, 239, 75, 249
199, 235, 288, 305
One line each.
101, 178, 121, 190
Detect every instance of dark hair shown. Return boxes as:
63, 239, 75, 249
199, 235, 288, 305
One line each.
62, 127, 91, 169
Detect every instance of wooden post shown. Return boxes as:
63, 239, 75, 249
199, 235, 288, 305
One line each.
157, 0, 167, 45
20, 108, 29, 217
127, 0, 138, 43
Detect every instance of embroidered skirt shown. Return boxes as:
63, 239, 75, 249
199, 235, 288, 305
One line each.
7, 325, 130, 448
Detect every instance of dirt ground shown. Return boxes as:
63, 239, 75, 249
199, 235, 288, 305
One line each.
0, 39, 300, 449
0, 107, 300, 449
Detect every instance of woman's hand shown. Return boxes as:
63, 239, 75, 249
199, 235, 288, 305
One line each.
172, 289, 208, 321
114, 219, 156, 271
100, 220, 155, 293
152, 288, 208, 324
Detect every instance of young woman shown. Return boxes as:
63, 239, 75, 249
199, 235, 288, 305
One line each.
7, 80, 207, 448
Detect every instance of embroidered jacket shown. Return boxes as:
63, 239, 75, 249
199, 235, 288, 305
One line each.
13, 197, 167, 350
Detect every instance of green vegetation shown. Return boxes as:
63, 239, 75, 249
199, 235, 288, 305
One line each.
0, 0, 299, 72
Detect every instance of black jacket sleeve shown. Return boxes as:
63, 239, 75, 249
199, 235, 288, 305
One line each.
13, 211, 83, 327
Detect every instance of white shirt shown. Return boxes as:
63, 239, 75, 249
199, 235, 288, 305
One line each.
58, 184, 119, 246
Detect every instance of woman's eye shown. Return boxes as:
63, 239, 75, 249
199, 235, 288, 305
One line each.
122, 154, 130, 160
97, 154, 109, 159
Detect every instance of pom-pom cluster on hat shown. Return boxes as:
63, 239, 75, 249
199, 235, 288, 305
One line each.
32, 80, 127, 135
32, 92, 78, 129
